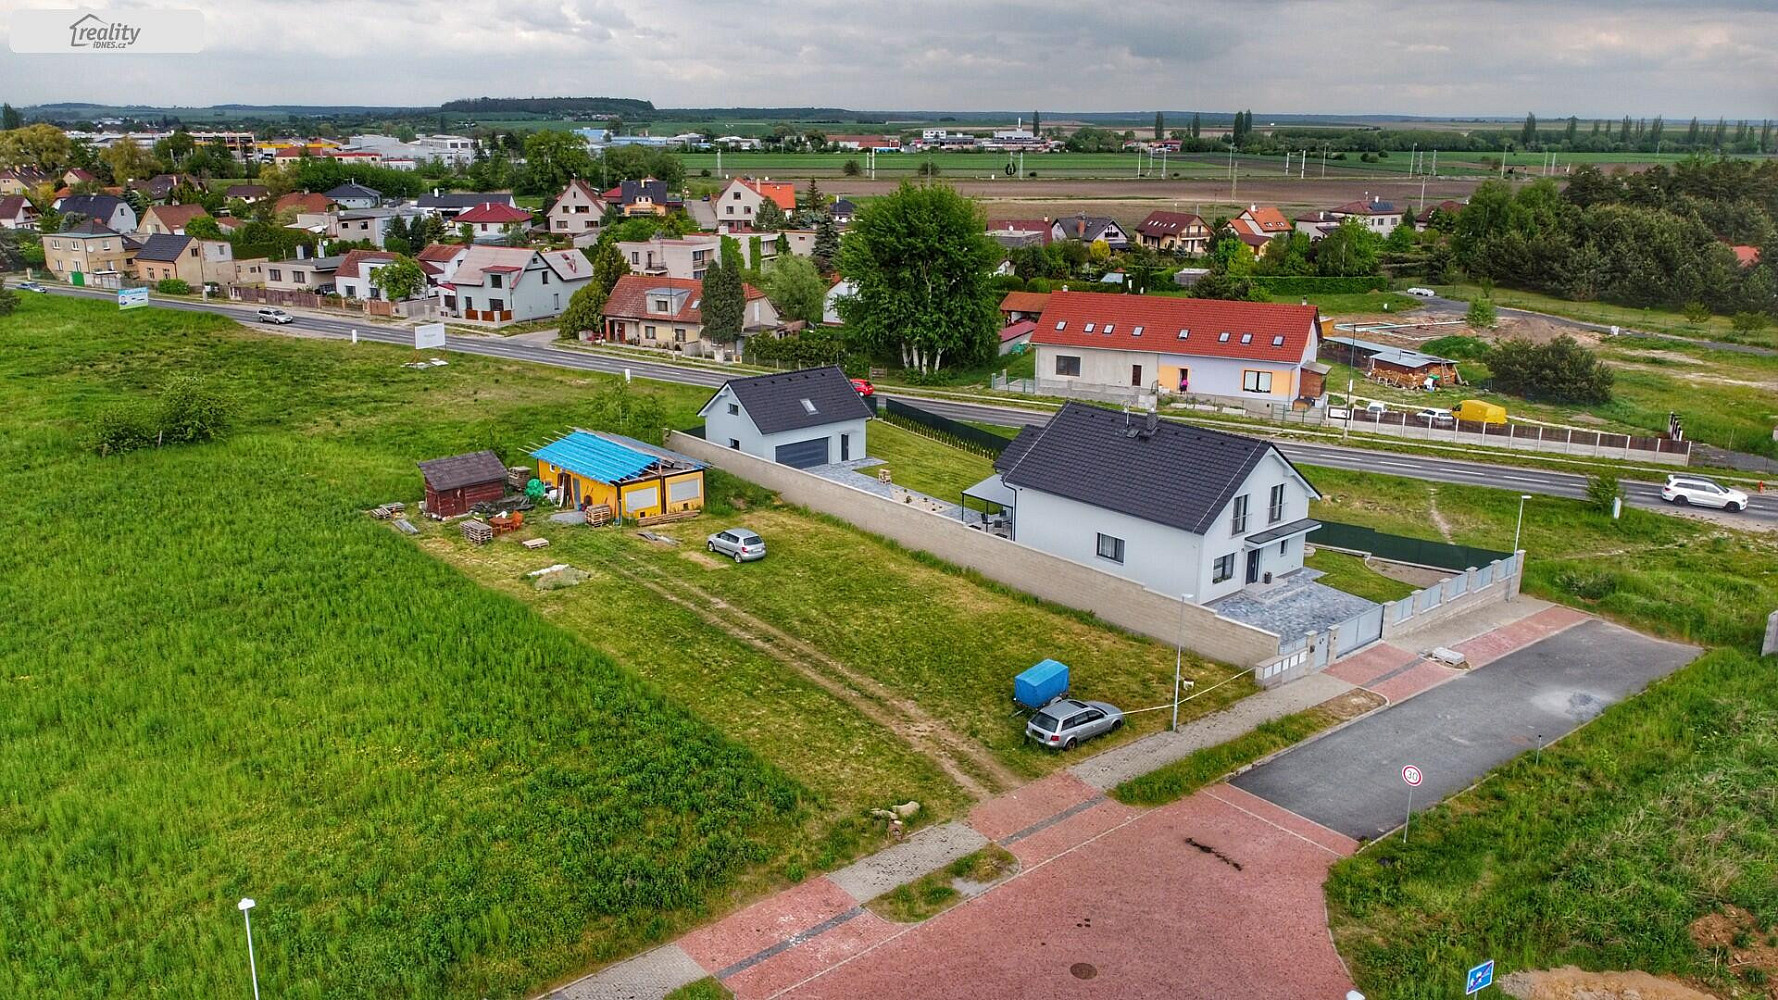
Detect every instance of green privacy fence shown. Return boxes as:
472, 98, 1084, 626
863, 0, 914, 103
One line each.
1310, 520, 1509, 572
881, 397, 1011, 456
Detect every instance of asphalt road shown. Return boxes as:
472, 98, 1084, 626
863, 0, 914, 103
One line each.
40, 284, 1778, 526
1230, 618, 1698, 840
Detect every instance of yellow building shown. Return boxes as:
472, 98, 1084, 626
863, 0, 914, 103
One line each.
531, 430, 705, 521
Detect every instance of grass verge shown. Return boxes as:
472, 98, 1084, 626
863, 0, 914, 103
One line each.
1327, 648, 1776, 1000
1110, 691, 1383, 807
664, 979, 733, 1000
1304, 550, 1418, 603
865, 846, 1020, 923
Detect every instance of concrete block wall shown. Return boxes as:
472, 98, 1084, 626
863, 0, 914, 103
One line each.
668, 430, 1282, 667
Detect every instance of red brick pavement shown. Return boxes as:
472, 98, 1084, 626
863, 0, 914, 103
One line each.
1454, 604, 1590, 667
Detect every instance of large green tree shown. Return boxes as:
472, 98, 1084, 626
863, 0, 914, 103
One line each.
521, 130, 594, 196
1314, 217, 1383, 276
834, 181, 1000, 373
368, 256, 426, 301
1488, 335, 1613, 403
811, 214, 840, 274
759, 253, 827, 325
700, 256, 745, 344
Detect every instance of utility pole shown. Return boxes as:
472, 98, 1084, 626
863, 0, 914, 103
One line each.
1410, 142, 1417, 177
1431, 149, 1437, 176
1300, 150, 1306, 179
1321, 144, 1327, 178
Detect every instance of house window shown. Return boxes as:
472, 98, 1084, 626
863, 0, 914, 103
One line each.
727, 403, 739, 415
1269, 483, 1285, 523
726, 206, 735, 215
1054, 321, 1065, 330
1054, 355, 1081, 377
490, 274, 502, 288
1095, 532, 1125, 564
1084, 323, 1095, 333
1213, 553, 1236, 583
1231, 495, 1249, 534
729, 438, 741, 449
1130, 364, 1143, 387
1103, 324, 1114, 334
1279, 539, 1289, 556
645, 325, 657, 339
1131, 325, 1143, 337
1243, 371, 1273, 393
799, 399, 818, 414
1240, 333, 1252, 344
674, 328, 687, 344
489, 298, 504, 312
269, 268, 281, 281
1177, 329, 1189, 340
1218, 332, 1230, 342
1272, 335, 1285, 346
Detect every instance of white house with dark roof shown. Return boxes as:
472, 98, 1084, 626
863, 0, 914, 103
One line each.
979, 402, 1320, 604
324, 182, 382, 210
1050, 214, 1129, 249
698, 366, 872, 468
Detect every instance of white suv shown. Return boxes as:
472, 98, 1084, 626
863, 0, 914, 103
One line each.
1661, 475, 1749, 512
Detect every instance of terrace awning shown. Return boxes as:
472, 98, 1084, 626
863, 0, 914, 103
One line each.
1243, 517, 1321, 548
962, 474, 1016, 509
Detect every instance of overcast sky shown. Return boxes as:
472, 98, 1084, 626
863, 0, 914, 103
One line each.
3, 0, 1777, 118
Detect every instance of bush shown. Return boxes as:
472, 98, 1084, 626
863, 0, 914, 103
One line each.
155, 375, 232, 444
1585, 474, 1623, 514
0, 277, 18, 317
1421, 335, 1493, 361
1488, 335, 1614, 404
917, 161, 941, 176
699, 168, 711, 177
93, 406, 155, 455
1024, 278, 1051, 293
1731, 311, 1772, 333
1466, 298, 1498, 329
841, 159, 862, 176
1683, 301, 1711, 325
155, 278, 192, 295
1246, 276, 1388, 295
989, 274, 1025, 292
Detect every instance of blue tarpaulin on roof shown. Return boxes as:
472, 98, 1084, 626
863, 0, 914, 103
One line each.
531, 431, 657, 484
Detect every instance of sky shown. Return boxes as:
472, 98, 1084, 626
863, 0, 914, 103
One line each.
2, 0, 1777, 118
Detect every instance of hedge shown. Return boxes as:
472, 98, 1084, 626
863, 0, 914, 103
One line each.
1246, 276, 1388, 295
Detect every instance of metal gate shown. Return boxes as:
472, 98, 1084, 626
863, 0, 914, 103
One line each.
1336, 604, 1385, 656
774, 437, 830, 468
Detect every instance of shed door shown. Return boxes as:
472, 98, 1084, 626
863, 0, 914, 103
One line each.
774, 437, 830, 469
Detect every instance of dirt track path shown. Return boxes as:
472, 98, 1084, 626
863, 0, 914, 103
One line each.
611, 553, 1019, 800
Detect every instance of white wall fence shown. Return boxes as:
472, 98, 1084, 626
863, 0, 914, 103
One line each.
1254, 551, 1524, 688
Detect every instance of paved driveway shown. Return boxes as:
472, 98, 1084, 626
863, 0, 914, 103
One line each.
1231, 618, 1697, 840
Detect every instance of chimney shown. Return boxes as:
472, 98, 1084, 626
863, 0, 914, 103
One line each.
1144, 408, 1158, 437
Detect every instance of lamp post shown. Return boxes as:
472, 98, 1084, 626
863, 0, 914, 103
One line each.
1173, 593, 1195, 731
238, 898, 261, 1000
1513, 494, 1532, 553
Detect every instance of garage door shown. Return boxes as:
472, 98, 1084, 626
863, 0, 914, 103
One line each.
774, 437, 830, 468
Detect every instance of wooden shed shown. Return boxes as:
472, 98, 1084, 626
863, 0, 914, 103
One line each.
531, 430, 706, 522
417, 450, 508, 517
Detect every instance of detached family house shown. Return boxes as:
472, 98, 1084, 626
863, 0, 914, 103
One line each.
438, 246, 592, 326
599, 274, 777, 352
1134, 211, 1210, 254
0, 195, 40, 230
547, 179, 608, 243
54, 194, 137, 233
713, 177, 796, 226
980, 402, 1320, 604
699, 366, 871, 468
1032, 291, 1325, 405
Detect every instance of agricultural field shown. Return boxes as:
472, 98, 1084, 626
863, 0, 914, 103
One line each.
1436, 281, 1778, 349
0, 295, 1252, 997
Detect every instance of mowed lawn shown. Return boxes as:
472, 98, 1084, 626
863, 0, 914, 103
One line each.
0, 298, 826, 999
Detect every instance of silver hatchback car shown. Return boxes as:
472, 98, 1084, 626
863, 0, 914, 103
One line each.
707, 527, 766, 562
1026, 698, 1124, 750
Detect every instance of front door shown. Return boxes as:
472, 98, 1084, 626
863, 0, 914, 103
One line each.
840, 434, 851, 461
1246, 548, 1261, 585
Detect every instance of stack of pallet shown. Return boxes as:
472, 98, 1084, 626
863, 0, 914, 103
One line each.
461, 520, 494, 545
585, 505, 614, 527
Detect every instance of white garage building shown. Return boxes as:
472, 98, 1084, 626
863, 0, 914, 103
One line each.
699, 366, 872, 468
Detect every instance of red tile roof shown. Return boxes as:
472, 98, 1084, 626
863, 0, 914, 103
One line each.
999, 291, 1051, 314
416, 243, 464, 262
1235, 206, 1291, 233
456, 202, 533, 224
740, 178, 796, 211
1031, 290, 1319, 363
1730, 244, 1761, 267
274, 192, 333, 215
145, 203, 211, 231
1000, 319, 1037, 342
603, 274, 765, 325
1135, 210, 1206, 236
335, 249, 399, 279
0, 195, 36, 220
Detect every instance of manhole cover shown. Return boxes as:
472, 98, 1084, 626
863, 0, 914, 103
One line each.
1070, 962, 1097, 980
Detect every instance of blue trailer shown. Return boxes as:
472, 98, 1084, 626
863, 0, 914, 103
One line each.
1014, 659, 1070, 710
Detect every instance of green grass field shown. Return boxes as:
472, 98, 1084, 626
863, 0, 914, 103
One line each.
1436, 282, 1777, 348
1303, 550, 1418, 603
865, 419, 997, 501
1328, 647, 1775, 999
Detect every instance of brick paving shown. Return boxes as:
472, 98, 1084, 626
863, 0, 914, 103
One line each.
1454, 604, 1589, 667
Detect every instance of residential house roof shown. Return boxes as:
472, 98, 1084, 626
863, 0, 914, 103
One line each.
417, 450, 507, 492
216, 217, 248, 231
995, 402, 1311, 535
1030, 290, 1319, 363
449, 245, 538, 287
60, 219, 120, 237
456, 202, 533, 224
225, 184, 270, 200
1000, 319, 1037, 343
1415, 200, 1464, 224
335, 249, 399, 279
417, 242, 466, 264
739, 178, 796, 211
57, 194, 128, 221
1, 167, 47, 186
274, 192, 333, 215
987, 218, 1052, 245
554, 179, 606, 205
1053, 215, 1123, 243
603, 274, 763, 324
609, 178, 671, 206
831, 198, 857, 215
1329, 199, 1401, 216
0, 195, 37, 221
65, 168, 97, 184
538, 249, 591, 281
144, 203, 211, 232
1135, 210, 1206, 237
1730, 244, 1762, 267
1234, 231, 1272, 250
325, 182, 381, 201
1234, 206, 1292, 234
999, 291, 1052, 314
134, 233, 193, 263
417, 191, 515, 211
132, 174, 193, 200
704, 366, 872, 435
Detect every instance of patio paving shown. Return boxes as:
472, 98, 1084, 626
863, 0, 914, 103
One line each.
1206, 569, 1377, 646
805, 459, 964, 519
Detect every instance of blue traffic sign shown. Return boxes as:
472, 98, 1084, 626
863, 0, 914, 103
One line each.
1465, 959, 1495, 994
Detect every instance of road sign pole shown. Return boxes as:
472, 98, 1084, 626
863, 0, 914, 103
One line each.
1404, 786, 1412, 842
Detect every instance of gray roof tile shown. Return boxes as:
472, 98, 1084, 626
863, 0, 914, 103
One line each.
710, 366, 871, 435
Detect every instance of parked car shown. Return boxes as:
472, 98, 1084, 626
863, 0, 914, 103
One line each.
1662, 475, 1749, 512
850, 378, 875, 397
707, 527, 766, 562
1362, 400, 1389, 416
1405, 286, 1437, 298
1025, 698, 1123, 750
1415, 407, 1455, 426
257, 307, 294, 325
16, 281, 47, 293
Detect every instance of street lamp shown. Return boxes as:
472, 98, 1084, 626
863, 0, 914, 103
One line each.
1173, 593, 1195, 731
1513, 494, 1532, 553
238, 898, 261, 1000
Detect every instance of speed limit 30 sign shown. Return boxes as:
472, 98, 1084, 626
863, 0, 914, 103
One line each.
1401, 764, 1424, 787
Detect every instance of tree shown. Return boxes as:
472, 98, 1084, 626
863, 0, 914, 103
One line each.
0, 123, 73, 173
1466, 297, 1498, 328
1313, 217, 1382, 276
1, 104, 21, 131
556, 279, 606, 339
1190, 112, 1201, 139
184, 215, 224, 240
585, 380, 666, 443
1154, 112, 1165, 140
842, 158, 862, 176
797, 178, 825, 216
755, 198, 788, 231
1384, 221, 1417, 253
1520, 112, 1538, 148
700, 256, 745, 346
1585, 474, 1623, 514
154, 375, 232, 445
1488, 335, 1614, 403
1031, 111, 1041, 136
811, 214, 840, 274
521, 129, 594, 195
834, 181, 1001, 374
0, 277, 17, 317
760, 253, 827, 324
369, 256, 426, 300
99, 140, 157, 184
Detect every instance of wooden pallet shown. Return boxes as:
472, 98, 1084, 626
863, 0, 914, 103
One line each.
461, 520, 494, 545
584, 505, 614, 527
